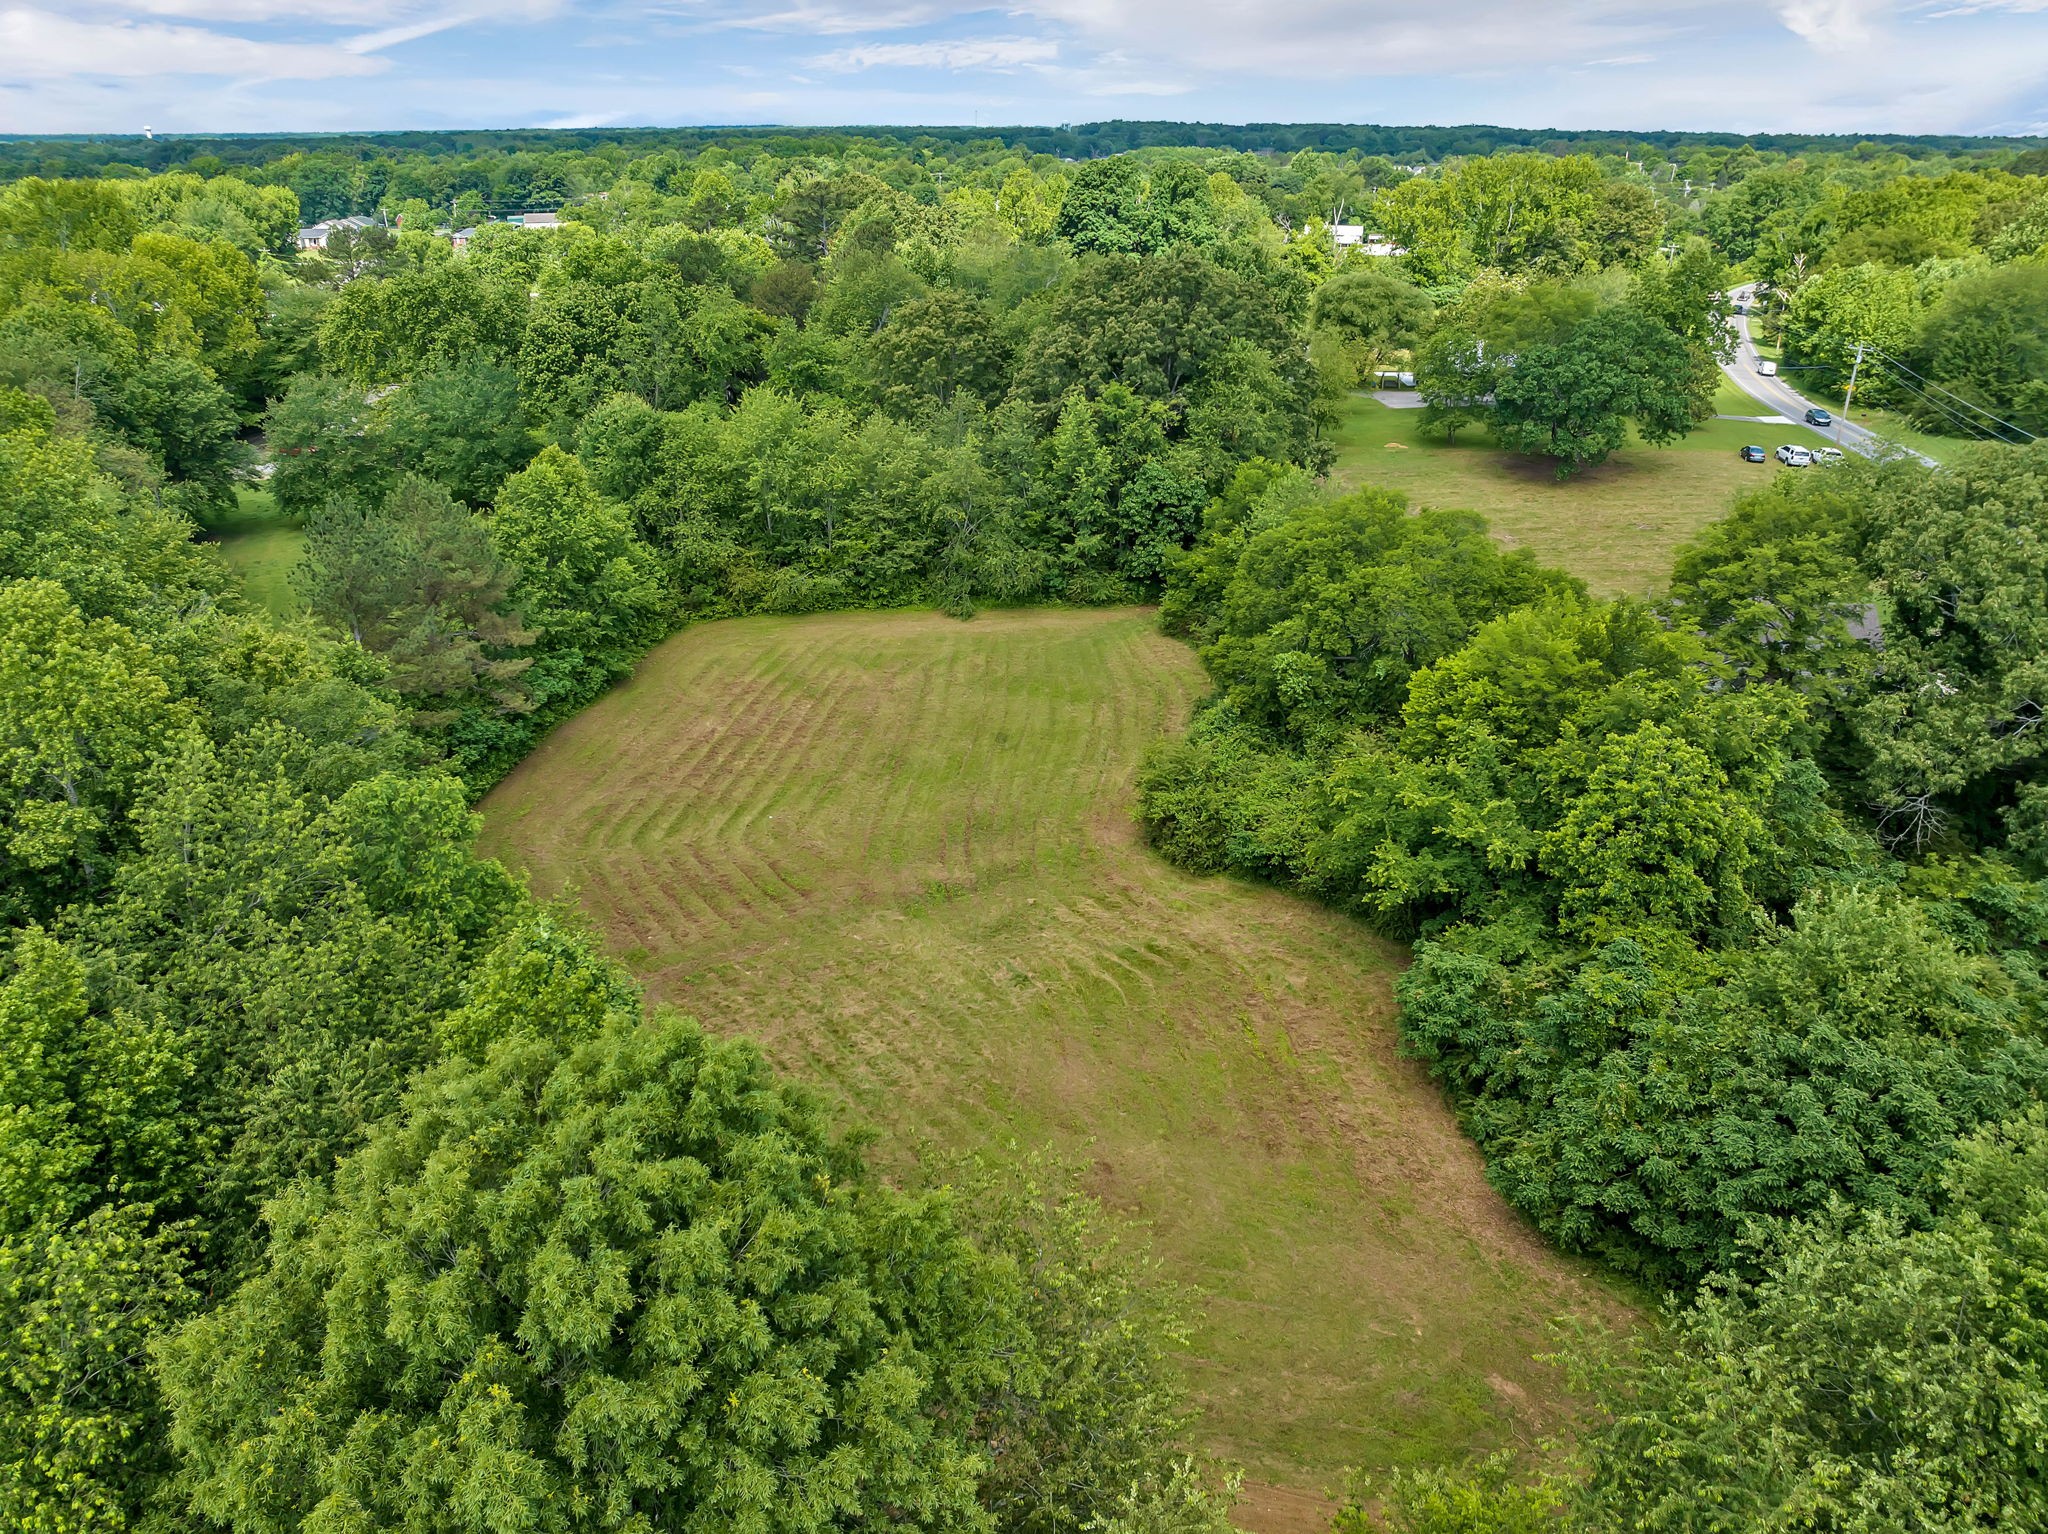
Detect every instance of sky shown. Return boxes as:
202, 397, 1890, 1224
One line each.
2, 0, 2046, 139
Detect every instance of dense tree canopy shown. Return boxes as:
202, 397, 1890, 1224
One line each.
1581, 1113, 2048, 1531
160, 1014, 1017, 1534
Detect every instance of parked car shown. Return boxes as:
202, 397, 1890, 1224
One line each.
1805, 407, 1833, 427
1740, 444, 1768, 463
1812, 446, 1845, 465
1756, 360, 1779, 377
1776, 444, 1813, 467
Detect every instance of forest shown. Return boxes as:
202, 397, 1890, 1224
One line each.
0, 120, 2045, 1532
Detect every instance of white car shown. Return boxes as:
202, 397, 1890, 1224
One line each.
1756, 360, 1779, 377
1776, 444, 1813, 467
1812, 446, 1845, 465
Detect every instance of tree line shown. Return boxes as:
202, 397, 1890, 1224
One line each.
4, 121, 2038, 194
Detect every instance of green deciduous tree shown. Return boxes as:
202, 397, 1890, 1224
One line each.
1541, 720, 1762, 942
106, 352, 246, 505
1913, 263, 2048, 438
490, 445, 667, 669
1200, 492, 1574, 745
869, 289, 1008, 415
319, 262, 524, 384
1850, 445, 2048, 848
1579, 1111, 2048, 1531
1372, 154, 1607, 283
0, 178, 139, 255
0, 1203, 198, 1534
156, 1011, 1211, 1534
1412, 329, 1495, 446
0, 581, 187, 915
265, 373, 393, 518
1055, 157, 1149, 257
381, 359, 537, 506
1783, 261, 1923, 389
1491, 307, 1705, 476
1667, 471, 1874, 708
1310, 268, 1433, 384
0, 927, 189, 1232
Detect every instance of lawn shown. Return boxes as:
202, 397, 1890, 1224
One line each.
1331, 394, 1836, 596
1713, 377, 1783, 417
201, 488, 306, 619
478, 608, 1632, 1530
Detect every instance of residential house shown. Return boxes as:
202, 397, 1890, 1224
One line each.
295, 215, 377, 251
1331, 224, 1407, 257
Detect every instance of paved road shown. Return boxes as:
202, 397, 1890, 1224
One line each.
1720, 297, 1937, 465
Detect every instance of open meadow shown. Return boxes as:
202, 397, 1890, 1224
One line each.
1332, 394, 1836, 595
477, 606, 1632, 1529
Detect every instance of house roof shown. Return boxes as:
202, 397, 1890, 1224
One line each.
297, 215, 379, 240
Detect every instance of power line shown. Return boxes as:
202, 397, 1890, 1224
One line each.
1867, 367, 2008, 444
1865, 346, 2038, 443
1860, 355, 2024, 445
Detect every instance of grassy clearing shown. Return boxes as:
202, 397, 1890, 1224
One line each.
202, 488, 306, 619
1331, 395, 1835, 596
478, 608, 1631, 1522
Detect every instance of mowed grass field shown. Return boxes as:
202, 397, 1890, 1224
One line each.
478, 607, 1630, 1526
1333, 394, 1835, 596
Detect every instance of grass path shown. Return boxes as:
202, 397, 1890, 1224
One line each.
478, 607, 1630, 1526
202, 489, 305, 619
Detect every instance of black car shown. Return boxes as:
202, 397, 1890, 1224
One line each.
1805, 407, 1833, 427
1740, 444, 1768, 463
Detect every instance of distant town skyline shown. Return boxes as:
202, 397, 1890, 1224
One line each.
3, 0, 2044, 139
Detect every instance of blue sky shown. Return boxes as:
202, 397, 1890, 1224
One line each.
2, 0, 2045, 138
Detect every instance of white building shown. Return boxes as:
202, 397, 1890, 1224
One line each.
295, 215, 378, 251
1332, 224, 1406, 257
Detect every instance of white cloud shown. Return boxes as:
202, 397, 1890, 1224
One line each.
341, 11, 476, 52
102, 0, 412, 19
1772, 0, 1890, 46
0, 6, 385, 78
694, 0, 955, 36
673, 0, 1701, 76
813, 36, 1058, 69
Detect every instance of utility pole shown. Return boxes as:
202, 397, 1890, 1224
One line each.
1843, 342, 1865, 420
